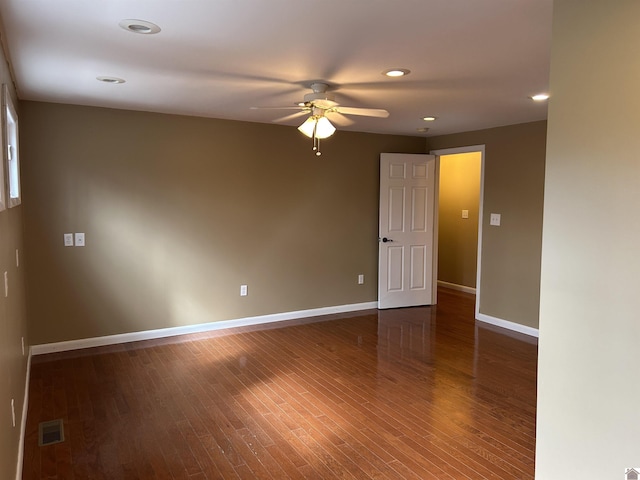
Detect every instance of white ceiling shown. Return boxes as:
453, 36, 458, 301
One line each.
0, 0, 552, 137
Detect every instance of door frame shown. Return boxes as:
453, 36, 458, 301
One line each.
429, 145, 485, 319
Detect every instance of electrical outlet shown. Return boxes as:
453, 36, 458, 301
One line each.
358, 274, 364, 285
462, 209, 469, 219
64, 233, 74, 247
11, 399, 15, 428
240, 285, 248, 296
75, 233, 85, 247
490, 213, 501, 226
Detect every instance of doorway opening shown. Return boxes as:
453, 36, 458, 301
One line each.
431, 146, 485, 318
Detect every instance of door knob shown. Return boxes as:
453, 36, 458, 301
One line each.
380, 237, 393, 243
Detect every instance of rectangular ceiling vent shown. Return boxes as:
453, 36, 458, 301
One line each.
38, 419, 64, 446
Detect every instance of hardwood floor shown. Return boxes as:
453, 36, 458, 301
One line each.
22, 288, 537, 479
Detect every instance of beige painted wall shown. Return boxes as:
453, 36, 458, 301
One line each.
427, 121, 546, 329
0, 51, 29, 480
536, 1, 640, 477
21, 101, 425, 345
437, 152, 481, 288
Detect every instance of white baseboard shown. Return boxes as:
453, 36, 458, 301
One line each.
476, 312, 539, 338
15, 350, 31, 480
437, 280, 476, 295
31, 301, 379, 356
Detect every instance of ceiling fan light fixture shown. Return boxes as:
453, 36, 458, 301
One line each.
119, 19, 161, 35
298, 116, 318, 138
297, 116, 335, 139
314, 116, 336, 139
383, 68, 410, 77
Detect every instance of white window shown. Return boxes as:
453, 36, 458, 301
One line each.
0, 119, 5, 211
0, 106, 7, 212
4, 84, 20, 207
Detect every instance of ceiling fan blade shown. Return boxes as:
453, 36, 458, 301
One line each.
273, 110, 309, 123
336, 106, 389, 118
326, 111, 354, 126
250, 106, 304, 110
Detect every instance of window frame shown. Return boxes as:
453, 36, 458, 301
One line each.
4, 84, 20, 208
0, 85, 4, 212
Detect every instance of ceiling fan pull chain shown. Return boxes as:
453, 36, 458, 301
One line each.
311, 121, 321, 156
312, 120, 317, 149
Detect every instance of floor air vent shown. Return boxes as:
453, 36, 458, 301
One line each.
38, 419, 64, 446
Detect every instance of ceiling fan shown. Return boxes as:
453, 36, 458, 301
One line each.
251, 82, 389, 155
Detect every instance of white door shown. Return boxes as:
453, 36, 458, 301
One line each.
378, 153, 436, 309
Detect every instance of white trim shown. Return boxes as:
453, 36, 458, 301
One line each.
432, 156, 440, 304
429, 145, 485, 319
437, 280, 476, 295
430, 145, 486, 156
31, 301, 379, 355
15, 350, 31, 480
476, 312, 539, 338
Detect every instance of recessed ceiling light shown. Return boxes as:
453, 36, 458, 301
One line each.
422, 116, 437, 121
97, 76, 126, 84
383, 69, 411, 77
530, 93, 550, 101
119, 19, 161, 35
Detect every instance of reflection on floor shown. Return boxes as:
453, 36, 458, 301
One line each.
23, 287, 537, 479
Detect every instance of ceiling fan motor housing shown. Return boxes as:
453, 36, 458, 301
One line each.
304, 82, 336, 107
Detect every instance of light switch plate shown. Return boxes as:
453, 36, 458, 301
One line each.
462, 209, 469, 219
240, 285, 248, 296
490, 213, 501, 226
358, 274, 365, 284
64, 233, 74, 247
75, 233, 85, 247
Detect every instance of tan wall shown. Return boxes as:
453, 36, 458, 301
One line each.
427, 121, 546, 328
0, 52, 29, 480
437, 152, 481, 288
21, 101, 425, 345
536, 1, 640, 477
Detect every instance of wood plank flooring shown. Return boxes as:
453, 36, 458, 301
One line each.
22, 288, 537, 479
